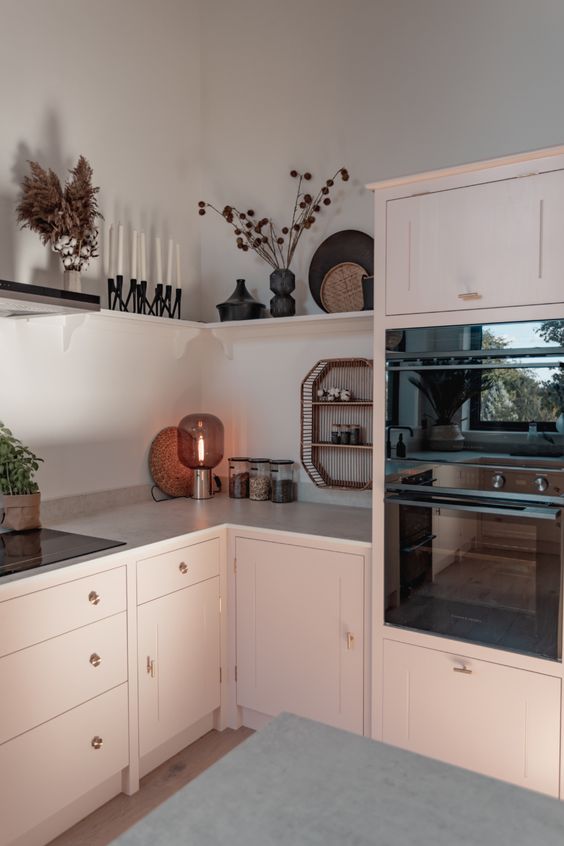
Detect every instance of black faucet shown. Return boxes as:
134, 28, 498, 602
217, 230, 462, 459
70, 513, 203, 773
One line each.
386, 426, 414, 458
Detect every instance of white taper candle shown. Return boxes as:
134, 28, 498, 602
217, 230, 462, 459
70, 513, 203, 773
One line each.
108, 224, 114, 277
117, 223, 124, 276
131, 230, 138, 279
175, 243, 181, 288
166, 238, 173, 285
140, 232, 147, 280
155, 236, 163, 282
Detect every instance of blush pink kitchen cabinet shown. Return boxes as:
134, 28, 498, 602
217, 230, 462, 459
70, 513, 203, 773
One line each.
136, 540, 221, 759
382, 638, 561, 797
385, 168, 564, 316
235, 536, 366, 734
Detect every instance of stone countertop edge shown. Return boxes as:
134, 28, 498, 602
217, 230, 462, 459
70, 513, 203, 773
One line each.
0, 496, 372, 587
109, 712, 564, 846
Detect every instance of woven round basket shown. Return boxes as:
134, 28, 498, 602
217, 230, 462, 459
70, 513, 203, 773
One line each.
149, 426, 193, 498
320, 262, 366, 313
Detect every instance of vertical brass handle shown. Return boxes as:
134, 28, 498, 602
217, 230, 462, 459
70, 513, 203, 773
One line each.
146, 656, 156, 677
89, 653, 101, 668
179, 562, 188, 574
346, 632, 355, 650
88, 590, 100, 606
91, 736, 103, 750
453, 665, 472, 675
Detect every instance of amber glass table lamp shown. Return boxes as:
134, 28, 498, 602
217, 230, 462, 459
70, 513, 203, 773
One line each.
177, 413, 224, 499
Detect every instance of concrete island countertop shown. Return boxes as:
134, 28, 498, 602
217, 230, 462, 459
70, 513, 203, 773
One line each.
1, 495, 371, 586
110, 712, 564, 846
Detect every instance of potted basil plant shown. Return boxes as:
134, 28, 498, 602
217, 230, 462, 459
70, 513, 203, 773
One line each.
0, 421, 43, 531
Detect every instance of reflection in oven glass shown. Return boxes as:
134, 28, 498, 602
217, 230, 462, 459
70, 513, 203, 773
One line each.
385, 503, 562, 661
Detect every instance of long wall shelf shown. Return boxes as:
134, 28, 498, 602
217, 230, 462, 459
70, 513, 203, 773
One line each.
18, 307, 373, 356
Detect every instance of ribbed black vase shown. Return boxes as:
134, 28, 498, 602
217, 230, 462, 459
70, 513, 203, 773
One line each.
269, 268, 296, 318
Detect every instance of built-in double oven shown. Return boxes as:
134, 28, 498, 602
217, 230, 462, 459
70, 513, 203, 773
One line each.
385, 318, 564, 661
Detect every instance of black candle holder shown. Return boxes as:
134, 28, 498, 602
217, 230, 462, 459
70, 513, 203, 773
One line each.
108, 278, 182, 320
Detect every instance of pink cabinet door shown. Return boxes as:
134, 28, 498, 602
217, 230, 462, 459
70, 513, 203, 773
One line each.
236, 537, 364, 734
382, 638, 561, 796
138, 577, 220, 757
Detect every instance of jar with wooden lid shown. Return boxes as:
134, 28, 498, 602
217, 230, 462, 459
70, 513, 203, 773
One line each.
270, 460, 294, 503
249, 459, 271, 501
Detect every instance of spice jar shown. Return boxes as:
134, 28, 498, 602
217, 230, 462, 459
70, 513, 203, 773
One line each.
340, 425, 351, 445
249, 458, 271, 501
331, 424, 341, 445
349, 425, 361, 445
270, 460, 294, 503
228, 457, 250, 499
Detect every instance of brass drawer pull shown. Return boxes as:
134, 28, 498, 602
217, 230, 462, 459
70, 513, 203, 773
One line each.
89, 653, 101, 668
179, 562, 189, 575
346, 632, 355, 650
88, 590, 100, 606
457, 292, 482, 301
453, 664, 472, 675
146, 656, 156, 677
91, 736, 103, 750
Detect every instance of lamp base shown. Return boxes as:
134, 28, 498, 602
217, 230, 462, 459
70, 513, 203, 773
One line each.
192, 468, 213, 500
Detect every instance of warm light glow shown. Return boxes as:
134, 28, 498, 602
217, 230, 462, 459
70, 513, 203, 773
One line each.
197, 434, 205, 464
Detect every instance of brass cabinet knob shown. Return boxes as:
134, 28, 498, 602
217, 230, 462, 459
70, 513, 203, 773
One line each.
179, 562, 188, 575
91, 736, 103, 750
88, 590, 100, 606
89, 653, 101, 668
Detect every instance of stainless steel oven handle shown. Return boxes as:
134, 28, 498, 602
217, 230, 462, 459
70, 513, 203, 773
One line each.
400, 533, 437, 554
386, 482, 562, 506
384, 495, 561, 521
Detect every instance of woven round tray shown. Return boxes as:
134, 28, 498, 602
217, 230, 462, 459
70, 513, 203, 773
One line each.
149, 426, 193, 498
320, 262, 366, 312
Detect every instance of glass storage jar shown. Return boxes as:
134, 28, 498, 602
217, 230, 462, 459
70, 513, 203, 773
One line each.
228, 457, 250, 498
270, 460, 294, 503
249, 459, 271, 501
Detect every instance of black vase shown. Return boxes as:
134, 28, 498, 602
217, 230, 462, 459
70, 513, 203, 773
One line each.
269, 268, 296, 318
216, 279, 266, 322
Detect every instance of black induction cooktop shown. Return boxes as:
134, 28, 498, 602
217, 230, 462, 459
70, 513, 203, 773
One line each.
0, 528, 126, 577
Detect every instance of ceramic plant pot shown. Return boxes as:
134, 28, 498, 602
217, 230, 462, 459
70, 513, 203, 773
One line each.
427, 423, 465, 452
269, 268, 296, 318
1, 492, 41, 531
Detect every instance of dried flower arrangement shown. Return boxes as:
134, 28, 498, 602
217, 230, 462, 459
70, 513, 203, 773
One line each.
197, 167, 350, 270
16, 156, 102, 272
317, 387, 352, 402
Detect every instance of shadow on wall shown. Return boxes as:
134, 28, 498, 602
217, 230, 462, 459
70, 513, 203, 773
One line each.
0, 195, 16, 281
10, 110, 76, 288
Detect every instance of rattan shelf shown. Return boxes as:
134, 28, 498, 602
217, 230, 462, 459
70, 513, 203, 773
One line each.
301, 358, 373, 490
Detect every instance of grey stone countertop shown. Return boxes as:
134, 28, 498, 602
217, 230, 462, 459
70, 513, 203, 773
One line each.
1, 496, 371, 587
110, 712, 564, 846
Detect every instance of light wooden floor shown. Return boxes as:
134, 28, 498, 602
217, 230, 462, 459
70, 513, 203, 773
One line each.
48, 727, 254, 846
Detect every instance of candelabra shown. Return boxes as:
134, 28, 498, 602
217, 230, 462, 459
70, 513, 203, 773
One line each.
107, 276, 182, 319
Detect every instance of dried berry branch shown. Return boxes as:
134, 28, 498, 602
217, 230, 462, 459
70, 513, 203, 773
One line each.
198, 167, 349, 270
16, 155, 103, 271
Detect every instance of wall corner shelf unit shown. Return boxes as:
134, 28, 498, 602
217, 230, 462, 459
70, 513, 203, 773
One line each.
301, 358, 373, 490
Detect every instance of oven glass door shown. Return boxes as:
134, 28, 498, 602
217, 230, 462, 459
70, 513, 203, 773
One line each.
385, 494, 563, 661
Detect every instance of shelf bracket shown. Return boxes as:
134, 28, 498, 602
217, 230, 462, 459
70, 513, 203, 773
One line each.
172, 327, 201, 360
210, 329, 234, 360
61, 314, 87, 353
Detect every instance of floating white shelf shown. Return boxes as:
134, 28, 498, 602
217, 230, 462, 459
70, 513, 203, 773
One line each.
21, 308, 373, 356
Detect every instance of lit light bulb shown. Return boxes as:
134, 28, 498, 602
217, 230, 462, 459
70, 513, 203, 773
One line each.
197, 434, 205, 464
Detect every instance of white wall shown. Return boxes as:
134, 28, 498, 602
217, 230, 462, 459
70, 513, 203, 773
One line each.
199, 0, 564, 321
0, 0, 202, 499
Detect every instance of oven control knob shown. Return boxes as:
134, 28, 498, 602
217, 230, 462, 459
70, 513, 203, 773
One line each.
534, 476, 549, 492
491, 473, 505, 489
